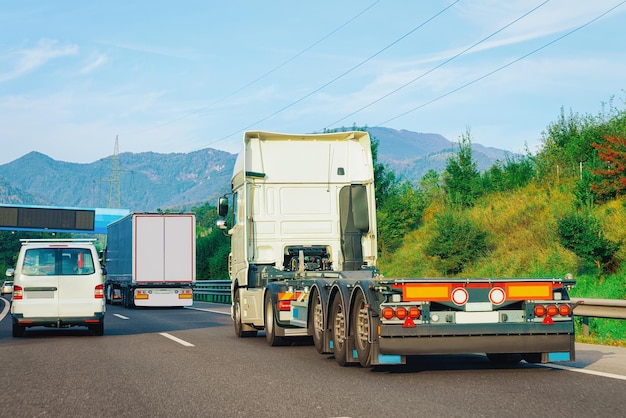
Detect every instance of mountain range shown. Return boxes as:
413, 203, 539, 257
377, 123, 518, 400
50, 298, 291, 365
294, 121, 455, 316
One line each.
0, 128, 518, 212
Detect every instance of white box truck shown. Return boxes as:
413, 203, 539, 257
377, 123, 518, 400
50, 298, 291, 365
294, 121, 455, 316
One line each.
104, 213, 196, 308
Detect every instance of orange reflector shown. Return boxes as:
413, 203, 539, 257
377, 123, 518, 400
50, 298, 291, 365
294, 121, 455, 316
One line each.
505, 283, 552, 300
403, 283, 451, 301
135, 294, 149, 299
277, 300, 291, 311
178, 294, 193, 299
278, 292, 301, 301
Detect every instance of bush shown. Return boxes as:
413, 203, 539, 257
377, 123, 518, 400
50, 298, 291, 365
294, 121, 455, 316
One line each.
556, 212, 620, 274
424, 211, 489, 275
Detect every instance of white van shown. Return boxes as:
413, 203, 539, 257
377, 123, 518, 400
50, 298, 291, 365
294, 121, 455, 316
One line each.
8, 239, 106, 337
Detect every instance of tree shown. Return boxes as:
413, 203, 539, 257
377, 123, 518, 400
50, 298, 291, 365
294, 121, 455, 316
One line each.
443, 130, 481, 207
591, 135, 626, 199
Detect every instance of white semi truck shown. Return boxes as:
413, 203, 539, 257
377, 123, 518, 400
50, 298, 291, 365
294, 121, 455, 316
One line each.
104, 213, 196, 308
217, 130, 576, 367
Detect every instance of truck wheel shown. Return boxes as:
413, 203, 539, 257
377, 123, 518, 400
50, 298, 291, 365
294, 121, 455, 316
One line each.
308, 290, 325, 354
105, 285, 111, 305
12, 323, 25, 338
330, 296, 348, 366
233, 290, 257, 338
352, 291, 372, 367
264, 293, 287, 346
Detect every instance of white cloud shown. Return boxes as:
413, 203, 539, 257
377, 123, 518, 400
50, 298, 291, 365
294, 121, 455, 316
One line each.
78, 53, 108, 75
0, 39, 79, 82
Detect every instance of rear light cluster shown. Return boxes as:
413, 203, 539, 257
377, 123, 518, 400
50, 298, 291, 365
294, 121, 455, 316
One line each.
94, 284, 104, 299
13, 285, 23, 300
178, 289, 193, 299
534, 303, 571, 318
381, 305, 421, 321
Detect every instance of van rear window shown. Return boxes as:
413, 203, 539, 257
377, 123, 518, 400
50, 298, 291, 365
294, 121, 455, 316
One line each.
22, 248, 96, 276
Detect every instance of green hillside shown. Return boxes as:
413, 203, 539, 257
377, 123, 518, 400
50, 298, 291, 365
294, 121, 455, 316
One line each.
374, 100, 626, 347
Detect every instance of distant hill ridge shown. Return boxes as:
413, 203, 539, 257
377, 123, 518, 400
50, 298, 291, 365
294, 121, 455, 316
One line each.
0, 128, 518, 211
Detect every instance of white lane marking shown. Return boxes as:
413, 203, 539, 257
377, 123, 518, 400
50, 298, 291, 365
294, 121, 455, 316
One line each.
0, 297, 10, 321
113, 313, 130, 320
541, 363, 626, 381
186, 306, 230, 316
159, 332, 195, 347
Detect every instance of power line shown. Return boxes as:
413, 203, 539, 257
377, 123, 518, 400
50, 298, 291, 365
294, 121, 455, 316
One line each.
125, 0, 381, 137
325, 0, 551, 129
373, 0, 626, 128
207, 0, 461, 146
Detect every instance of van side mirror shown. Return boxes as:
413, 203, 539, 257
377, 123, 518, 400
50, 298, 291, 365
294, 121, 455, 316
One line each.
217, 196, 229, 217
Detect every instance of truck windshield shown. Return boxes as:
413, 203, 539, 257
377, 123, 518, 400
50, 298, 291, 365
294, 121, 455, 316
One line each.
22, 248, 96, 276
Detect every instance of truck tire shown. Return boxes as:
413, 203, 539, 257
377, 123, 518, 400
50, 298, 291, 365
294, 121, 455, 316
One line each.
233, 290, 257, 338
330, 296, 348, 366
352, 291, 372, 367
105, 285, 112, 305
308, 289, 325, 354
264, 293, 287, 346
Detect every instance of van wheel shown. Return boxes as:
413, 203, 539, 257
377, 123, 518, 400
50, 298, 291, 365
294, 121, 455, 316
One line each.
12, 323, 25, 337
90, 323, 104, 336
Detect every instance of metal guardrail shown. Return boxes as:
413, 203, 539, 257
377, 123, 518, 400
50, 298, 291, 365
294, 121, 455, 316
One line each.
193, 280, 231, 304
571, 298, 626, 337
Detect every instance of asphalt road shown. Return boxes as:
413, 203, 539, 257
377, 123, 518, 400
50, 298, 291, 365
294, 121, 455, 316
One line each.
0, 297, 625, 418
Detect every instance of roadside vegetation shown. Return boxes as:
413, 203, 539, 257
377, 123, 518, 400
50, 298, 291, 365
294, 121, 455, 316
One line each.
1, 98, 625, 347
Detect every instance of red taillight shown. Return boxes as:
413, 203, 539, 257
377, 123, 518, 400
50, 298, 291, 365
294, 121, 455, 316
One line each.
559, 304, 571, 316
408, 306, 421, 319
95, 284, 104, 299
395, 307, 408, 320
534, 305, 546, 317
277, 300, 291, 311
13, 285, 23, 300
546, 304, 559, 317
381, 307, 395, 320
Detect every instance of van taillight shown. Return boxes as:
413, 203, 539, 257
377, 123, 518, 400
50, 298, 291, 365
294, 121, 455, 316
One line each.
95, 284, 104, 299
13, 285, 23, 300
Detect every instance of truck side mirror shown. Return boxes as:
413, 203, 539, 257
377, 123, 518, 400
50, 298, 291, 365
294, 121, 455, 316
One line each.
6, 268, 14, 277
217, 196, 229, 217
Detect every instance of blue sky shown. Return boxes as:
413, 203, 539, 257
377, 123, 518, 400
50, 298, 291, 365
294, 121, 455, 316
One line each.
1, 0, 625, 165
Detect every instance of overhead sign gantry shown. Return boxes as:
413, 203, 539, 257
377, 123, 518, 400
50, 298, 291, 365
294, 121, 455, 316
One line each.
0, 204, 129, 234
